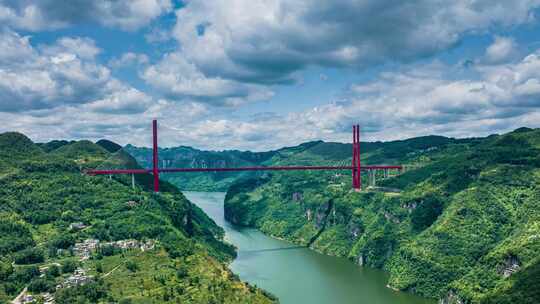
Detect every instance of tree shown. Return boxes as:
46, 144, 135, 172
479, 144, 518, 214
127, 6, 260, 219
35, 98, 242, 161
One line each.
125, 260, 138, 272
0, 261, 13, 280
46, 265, 61, 278
0, 222, 35, 255
61, 260, 78, 274
28, 277, 55, 293
96, 262, 103, 273
5, 266, 40, 295
411, 195, 444, 232
99, 244, 119, 257
48, 245, 58, 258
55, 281, 108, 304
176, 267, 188, 279
14, 248, 44, 264
51, 233, 76, 249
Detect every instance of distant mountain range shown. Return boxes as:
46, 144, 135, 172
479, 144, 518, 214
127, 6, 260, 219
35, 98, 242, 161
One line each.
124, 135, 469, 191
124, 141, 321, 191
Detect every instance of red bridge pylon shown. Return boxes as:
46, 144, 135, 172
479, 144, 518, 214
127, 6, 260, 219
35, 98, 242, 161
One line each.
352, 125, 362, 191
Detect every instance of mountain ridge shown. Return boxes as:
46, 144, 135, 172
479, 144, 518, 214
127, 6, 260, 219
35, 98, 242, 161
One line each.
124, 134, 467, 191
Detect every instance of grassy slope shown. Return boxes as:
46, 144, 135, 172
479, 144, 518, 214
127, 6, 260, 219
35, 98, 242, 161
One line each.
0, 132, 274, 303
224, 128, 540, 303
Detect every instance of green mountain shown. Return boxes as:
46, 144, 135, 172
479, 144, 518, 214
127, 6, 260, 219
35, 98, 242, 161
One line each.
96, 139, 123, 153
223, 128, 540, 304
124, 145, 277, 191
0, 132, 275, 304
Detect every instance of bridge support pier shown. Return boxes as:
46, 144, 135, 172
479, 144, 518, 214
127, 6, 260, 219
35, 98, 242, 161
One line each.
131, 174, 135, 190
368, 169, 376, 187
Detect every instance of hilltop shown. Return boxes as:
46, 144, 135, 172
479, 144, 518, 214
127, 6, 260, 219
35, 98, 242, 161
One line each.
224, 128, 540, 304
0, 132, 275, 303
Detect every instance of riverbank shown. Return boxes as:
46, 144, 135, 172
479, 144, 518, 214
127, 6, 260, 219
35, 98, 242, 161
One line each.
185, 191, 434, 304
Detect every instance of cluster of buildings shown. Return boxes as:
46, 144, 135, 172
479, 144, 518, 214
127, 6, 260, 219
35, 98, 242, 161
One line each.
15, 290, 54, 304
17, 265, 97, 303
42, 293, 54, 304
56, 268, 93, 290
73, 238, 155, 260
19, 294, 35, 304
69, 222, 88, 231
15, 238, 156, 303
125, 200, 139, 207
104, 239, 155, 251
15, 267, 93, 303
73, 239, 100, 260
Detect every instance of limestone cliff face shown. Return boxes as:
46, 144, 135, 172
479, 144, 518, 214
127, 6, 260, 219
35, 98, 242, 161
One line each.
347, 218, 363, 240
307, 200, 334, 247
314, 200, 333, 229
499, 255, 521, 278
439, 291, 466, 304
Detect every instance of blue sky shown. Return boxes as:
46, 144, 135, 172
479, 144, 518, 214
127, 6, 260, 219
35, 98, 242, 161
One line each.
1, 1, 540, 150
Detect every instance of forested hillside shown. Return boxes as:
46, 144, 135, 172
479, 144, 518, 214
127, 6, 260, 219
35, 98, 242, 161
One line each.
0, 132, 274, 303
224, 128, 540, 304
124, 145, 277, 191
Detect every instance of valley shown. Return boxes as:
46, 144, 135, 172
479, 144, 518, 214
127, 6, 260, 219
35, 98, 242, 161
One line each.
185, 191, 434, 304
3, 2, 540, 303
1, 128, 539, 304
123, 128, 540, 304
124, 144, 277, 191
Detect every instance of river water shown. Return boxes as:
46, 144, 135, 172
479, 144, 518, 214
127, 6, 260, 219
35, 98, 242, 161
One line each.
184, 191, 434, 304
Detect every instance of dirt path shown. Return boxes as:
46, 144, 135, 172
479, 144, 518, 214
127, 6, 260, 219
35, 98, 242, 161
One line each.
102, 250, 144, 278
11, 287, 27, 304
102, 261, 126, 278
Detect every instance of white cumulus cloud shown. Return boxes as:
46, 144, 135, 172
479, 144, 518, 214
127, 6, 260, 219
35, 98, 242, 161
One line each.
170, 0, 540, 84
0, 0, 173, 31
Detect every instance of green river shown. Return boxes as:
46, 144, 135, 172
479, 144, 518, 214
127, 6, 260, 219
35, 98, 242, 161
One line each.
184, 192, 434, 304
